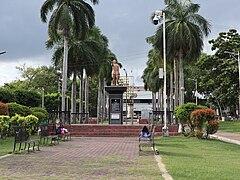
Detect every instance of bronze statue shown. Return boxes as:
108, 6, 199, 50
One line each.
111, 59, 120, 86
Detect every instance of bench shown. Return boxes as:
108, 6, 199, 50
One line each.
57, 131, 71, 141
139, 125, 158, 154
13, 126, 40, 152
40, 125, 59, 145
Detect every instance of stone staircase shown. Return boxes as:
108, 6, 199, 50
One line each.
63, 124, 180, 137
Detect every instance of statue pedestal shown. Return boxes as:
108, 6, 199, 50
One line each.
105, 86, 127, 124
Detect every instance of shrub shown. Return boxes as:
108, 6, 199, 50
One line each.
44, 93, 60, 112
25, 114, 39, 134
9, 114, 39, 135
7, 102, 32, 117
0, 115, 10, 138
190, 108, 218, 138
30, 107, 48, 124
0, 88, 16, 103
14, 89, 41, 107
32, 111, 47, 125
206, 120, 219, 136
0, 102, 8, 115
9, 114, 25, 135
175, 103, 207, 135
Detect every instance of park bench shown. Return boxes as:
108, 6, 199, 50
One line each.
40, 124, 59, 145
13, 126, 40, 152
139, 125, 158, 154
57, 130, 71, 141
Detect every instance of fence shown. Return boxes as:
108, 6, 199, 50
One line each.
48, 111, 89, 125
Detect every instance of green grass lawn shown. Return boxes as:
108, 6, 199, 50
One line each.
0, 137, 14, 156
156, 136, 240, 180
218, 120, 240, 134
0, 135, 40, 156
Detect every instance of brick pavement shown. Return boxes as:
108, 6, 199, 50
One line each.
0, 137, 162, 180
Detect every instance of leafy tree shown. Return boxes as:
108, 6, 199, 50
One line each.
44, 93, 60, 112
13, 89, 41, 107
149, 0, 211, 107
4, 65, 59, 94
196, 29, 240, 117
0, 88, 16, 103
40, 0, 98, 115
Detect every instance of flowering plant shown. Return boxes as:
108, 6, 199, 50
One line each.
206, 120, 219, 136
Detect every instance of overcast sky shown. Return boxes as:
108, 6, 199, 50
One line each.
0, 0, 240, 86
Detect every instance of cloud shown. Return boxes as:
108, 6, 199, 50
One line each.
1, 0, 240, 86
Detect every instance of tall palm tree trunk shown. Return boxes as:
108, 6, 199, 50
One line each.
179, 53, 184, 105
97, 78, 102, 123
79, 74, 84, 123
85, 75, 89, 121
61, 36, 68, 123
157, 89, 161, 111
170, 68, 174, 111
71, 72, 77, 124
174, 58, 179, 108
103, 78, 107, 121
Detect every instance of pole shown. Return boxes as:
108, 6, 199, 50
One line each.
195, 79, 198, 105
123, 68, 128, 124
238, 51, 240, 119
162, 12, 168, 136
225, 51, 240, 119
42, 88, 44, 108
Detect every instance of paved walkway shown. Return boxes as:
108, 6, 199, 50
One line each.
210, 131, 240, 145
0, 137, 163, 180
0, 132, 239, 180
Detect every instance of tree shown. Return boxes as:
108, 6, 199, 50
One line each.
196, 29, 240, 118
50, 26, 110, 122
142, 49, 163, 111
40, 0, 98, 118
14, 64, 59, 93
150, 0, 211, 107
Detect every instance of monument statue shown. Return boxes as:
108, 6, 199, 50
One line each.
111, 59, 120, 86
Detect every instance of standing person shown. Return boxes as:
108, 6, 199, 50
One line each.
111, 59, 120, 86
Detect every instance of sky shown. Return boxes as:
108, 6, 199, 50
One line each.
0, 0, 240, 86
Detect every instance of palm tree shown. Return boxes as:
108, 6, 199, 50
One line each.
50, 28, 105, 122
142, 49, 163, 112
40, 0, 98, 122
152, 0, 211, 105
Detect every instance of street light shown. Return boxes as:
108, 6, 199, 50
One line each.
123, 68, 128, 124
153, 10, 169, 136
224, 51, 240, 119
188, 78, 198, 105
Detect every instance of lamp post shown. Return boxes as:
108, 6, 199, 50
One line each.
224, 51, 240, 119
195, 79, 198, 105
188, 78, 198, 105
153, 10, 168, 136
123, 68, 128, 124
41, 87, 45, 108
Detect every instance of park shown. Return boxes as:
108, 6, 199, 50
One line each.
1, 0, 240, 179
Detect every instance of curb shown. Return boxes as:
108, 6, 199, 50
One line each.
210, 135, 240, 145
0, 154, 12, 160
152, 147, 173, 180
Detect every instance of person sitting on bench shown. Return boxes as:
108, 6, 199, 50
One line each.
139, 126, 150, 138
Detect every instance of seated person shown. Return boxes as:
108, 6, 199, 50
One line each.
139, 126, 150, 138
56, 122, 68, 135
